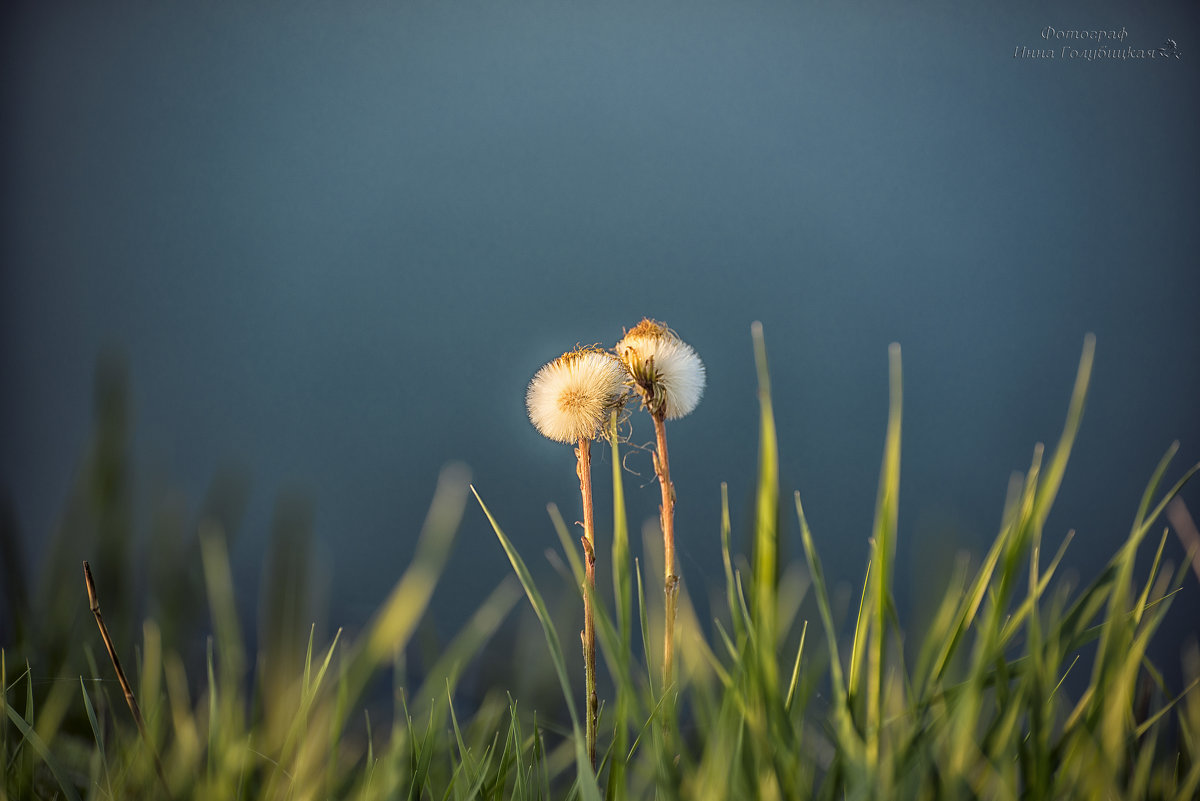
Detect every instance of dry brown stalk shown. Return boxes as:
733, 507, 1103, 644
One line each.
83, 560, 171, 797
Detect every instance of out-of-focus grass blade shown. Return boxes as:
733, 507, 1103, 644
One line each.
415, 579, 520, 705
267, 626, 343, 797
308, 628, 342, 703
636, 559, 655, 696
360, 464, 467, 670
1136, 675, 1200, 738
610, 410, 633, 660
866, 343, 902, 766
1031, 335, 1093, 532
794, 493, 846, 703
5, 699, 83, 801
608, 409, 633, 801
1134, 530, 1169, 627
750, 321, 779, 693
292, 465, 469, 801
199, 524, 244, 691
719, 483, 745, 647
999, 531, 1075, 645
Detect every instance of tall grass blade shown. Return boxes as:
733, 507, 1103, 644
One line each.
750, 322, 779, 694
607, 410, 632, 801
784, 619, 808, 714
472, 487, 602, 801
1031, 334, 1093, 533
794, 492, 863, 770
866, 343, 902, 769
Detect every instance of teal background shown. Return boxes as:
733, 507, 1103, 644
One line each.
3, 1, 1198, 675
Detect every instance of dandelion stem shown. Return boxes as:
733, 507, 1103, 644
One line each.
652, 412, 679, 690
575, 438, 599, 768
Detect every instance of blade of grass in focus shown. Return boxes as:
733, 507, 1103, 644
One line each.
473, 487, 602, 801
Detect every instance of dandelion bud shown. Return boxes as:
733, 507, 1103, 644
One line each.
526, 347, 628, 444
616, 319, 705, 420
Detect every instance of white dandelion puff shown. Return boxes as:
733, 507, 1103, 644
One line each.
524, 343, 625, 766
616, 318, 705, 420
615, 317, 703, 687
526, 347, 628, 444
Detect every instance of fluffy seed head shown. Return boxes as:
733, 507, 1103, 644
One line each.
527, 347, 628, 444
616, 319, 705, 420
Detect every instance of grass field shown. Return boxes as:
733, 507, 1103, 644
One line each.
3, 330, 1198, 800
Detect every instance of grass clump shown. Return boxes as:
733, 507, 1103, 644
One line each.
3, 329, 1199, 800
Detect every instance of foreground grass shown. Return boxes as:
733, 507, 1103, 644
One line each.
3, 332, 1199, 800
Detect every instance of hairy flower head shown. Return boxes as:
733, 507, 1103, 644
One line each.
616, 319, 705, 420
527, 347, 628, 444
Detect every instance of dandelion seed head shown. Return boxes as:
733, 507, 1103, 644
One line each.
617, 319, 705, 420
527, 347, 628, 444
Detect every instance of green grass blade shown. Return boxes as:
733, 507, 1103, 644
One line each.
5, 702, 83, 801
607, 410, 633, 801
636, 558, 655, 696
719, 482, 746, 648
472, 487, 601, 801
1134, 529, 1170, 626
1031, 334, 1093, 533
610, 410, 632, 663
847, 558, 872, 703
750, 322, 779, 693
784, 619, 808, 714
866, 343, 902, 768
447, 682, 480, 790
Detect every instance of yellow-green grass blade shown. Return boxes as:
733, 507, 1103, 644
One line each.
750, 322, 779, 695
847, 558, 872, 705
719, 483, 746, 647
609, 410, 633, 664
998, 530, 1075, 645
607, 409, 633, 801
1031, 335, 1094, 535
857, 343, 902, 773
784, 620, 808, 714
636, 558, 655, 696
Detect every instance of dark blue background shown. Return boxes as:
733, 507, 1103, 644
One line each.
3, 1, 1198, 673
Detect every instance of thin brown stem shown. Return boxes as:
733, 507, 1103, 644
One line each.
575, 439, 598, 768
84, 561, 171, 797
653, 412, 679, 690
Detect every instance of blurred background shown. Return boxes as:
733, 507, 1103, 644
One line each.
3, 0, 1198, 684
